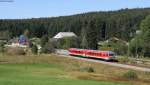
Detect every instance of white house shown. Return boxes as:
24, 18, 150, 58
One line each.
53, 32, 77, 39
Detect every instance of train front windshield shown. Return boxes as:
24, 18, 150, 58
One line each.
109, 52, 116, 58
109, 53, 115, 56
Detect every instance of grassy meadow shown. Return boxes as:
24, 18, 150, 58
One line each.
0, 53, 149, 85
0, 64, 126, 85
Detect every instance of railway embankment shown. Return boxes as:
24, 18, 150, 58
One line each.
56, 49, 150, 72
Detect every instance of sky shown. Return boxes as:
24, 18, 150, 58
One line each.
0, 0, 150, 19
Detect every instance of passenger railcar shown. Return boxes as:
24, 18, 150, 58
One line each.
68, 48, 116, 60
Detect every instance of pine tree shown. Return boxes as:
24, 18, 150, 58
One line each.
41, 35, 49, 47
129, 15, 150, 57
31, 44, 38, 54
140, 15, 150, 56
80, 28, 88, 49
86, 20, 98, 50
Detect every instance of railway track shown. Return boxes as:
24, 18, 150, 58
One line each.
55, 49, 150, 72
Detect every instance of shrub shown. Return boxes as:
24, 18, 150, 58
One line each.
41, 46, 51, 54
41, 42, 55, 54
123, 70, 138, 80
117, 56, 130, 63
80, 66, 95, 73
88, 67, 95, 73
0, 42, 5, 53
31, 44, 38, 54
41, 35, 49, 47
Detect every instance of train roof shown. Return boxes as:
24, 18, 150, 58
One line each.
69, 48, 115, 53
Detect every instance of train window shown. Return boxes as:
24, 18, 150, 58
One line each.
109, 53, 114, 56
106, 54, 108, 56
99, 53, 101, 56
88, 52, 92, 55
80, 51, 82, 54
94, 53, 96, 56
93, 53, 95, 56
96, 53, 98, 56
91, 53, 94, 56
103, 53, 105, 56
93, 53, 96, 56
79, 51, 81, 54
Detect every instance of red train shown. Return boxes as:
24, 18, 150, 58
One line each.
68, 48, 116, 60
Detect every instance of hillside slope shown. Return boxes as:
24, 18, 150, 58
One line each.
0, 8, 150, 41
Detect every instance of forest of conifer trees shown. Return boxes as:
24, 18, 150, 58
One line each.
0, 8, 150, 57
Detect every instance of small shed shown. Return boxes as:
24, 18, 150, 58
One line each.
53, 32, 77, 39
18, 35, 28, 45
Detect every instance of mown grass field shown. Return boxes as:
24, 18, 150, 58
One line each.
0, 54, 149, 85
0, 64, 126, 85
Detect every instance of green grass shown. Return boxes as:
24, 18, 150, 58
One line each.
0, 54, 149, 85
0, 64, 127, 85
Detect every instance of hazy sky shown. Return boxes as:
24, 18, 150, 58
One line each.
0, 0, 150, 19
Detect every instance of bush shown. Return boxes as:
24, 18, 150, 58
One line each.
0, 42, 5, 53
123, 70, 138, 80
40, 35, 49, 47
80, 66, 95, 73
111, 42, 128, 55
117, 56, 137, 64
31, 44, 38, 54
87, 67, 95, 73
117, 56, 130, 63
41, 42, 55, 54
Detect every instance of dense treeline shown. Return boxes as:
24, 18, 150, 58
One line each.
0, 8, 150, 41
129, 15, 150, 57
0, 8, 150, 57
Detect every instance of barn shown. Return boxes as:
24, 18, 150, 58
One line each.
53, 32, 77, 39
